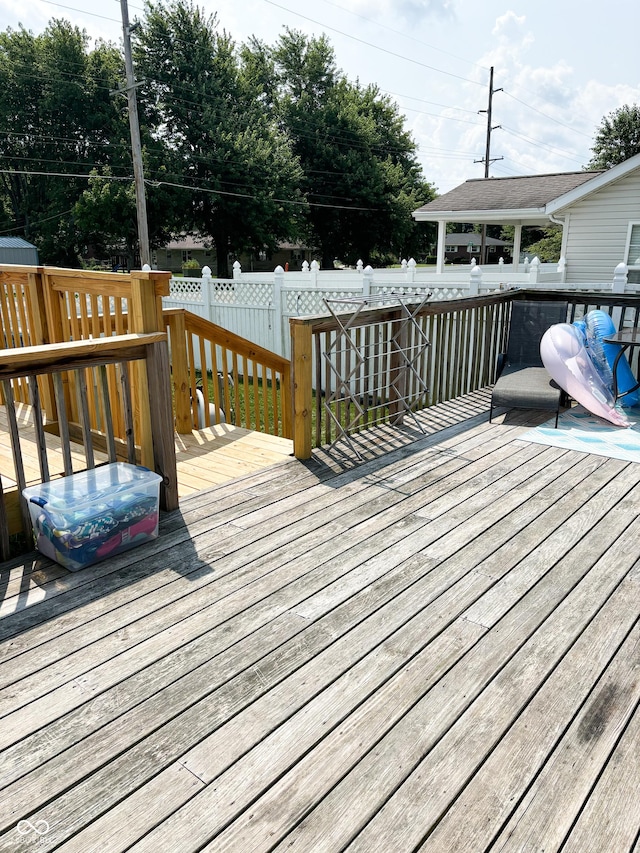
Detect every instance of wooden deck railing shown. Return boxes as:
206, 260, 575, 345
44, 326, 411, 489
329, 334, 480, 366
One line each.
164, 308, 292, 439
0, 265, 292, 444
0, 332, 178, 558
0, 264, 170, 444
289, 288, 640, 459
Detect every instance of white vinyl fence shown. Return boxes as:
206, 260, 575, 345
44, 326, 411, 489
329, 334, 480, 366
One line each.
163, 257, 633, 360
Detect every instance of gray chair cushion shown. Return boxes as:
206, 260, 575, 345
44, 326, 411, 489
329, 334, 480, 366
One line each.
491, 365, 562, 412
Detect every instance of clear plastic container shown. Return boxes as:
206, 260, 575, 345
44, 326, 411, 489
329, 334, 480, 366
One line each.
23, 463, 162, 571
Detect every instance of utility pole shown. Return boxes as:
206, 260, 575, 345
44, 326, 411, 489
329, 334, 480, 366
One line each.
120, 0, 150, 268
475, 66, 502, 266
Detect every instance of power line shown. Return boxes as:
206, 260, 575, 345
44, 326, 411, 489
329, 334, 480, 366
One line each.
502, 90, 593, 139
261, 0, 485, 88
316, 0, 491, 75
147, 177, 377, 210
500, 125, 585, 164
33, 0, 121, 25
5, 3, 594, 169
0, 167, 381, 211
0, 167, 131, 180
0, 207, 75, 235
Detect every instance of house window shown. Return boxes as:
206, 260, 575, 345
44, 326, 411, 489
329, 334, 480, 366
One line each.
488, 245, 496, 253
445, 245, 456, 252
625, 223, 640, 284
182, 250, 191, 263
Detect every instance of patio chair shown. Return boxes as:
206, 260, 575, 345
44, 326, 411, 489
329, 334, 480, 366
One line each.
490, 300, 569, 427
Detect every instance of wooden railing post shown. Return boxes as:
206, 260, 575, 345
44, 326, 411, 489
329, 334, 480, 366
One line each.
290, 319, 313, 459
166, 310, 192, 434
281, 361, 293, 439
41, 267, 74, 420
146, 338, 179, 510
130, 274, 164, 469
26, 269, 57, 422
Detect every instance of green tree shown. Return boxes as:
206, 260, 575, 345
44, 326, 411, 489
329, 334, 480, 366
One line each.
588, 104, 640, 170
134, 0, 305, 277
0, 20, 128, 264
264, 29, 434, 268
523, 224, 563, 262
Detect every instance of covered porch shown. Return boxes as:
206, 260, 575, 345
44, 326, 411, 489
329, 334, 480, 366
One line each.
1, 390, 639, 851
412, 169, 603, 273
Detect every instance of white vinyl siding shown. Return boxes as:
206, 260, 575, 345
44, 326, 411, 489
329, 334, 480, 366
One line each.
560, 168, 640, 284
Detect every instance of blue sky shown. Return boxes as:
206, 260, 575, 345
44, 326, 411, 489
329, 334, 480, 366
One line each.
2, 0, 639, 193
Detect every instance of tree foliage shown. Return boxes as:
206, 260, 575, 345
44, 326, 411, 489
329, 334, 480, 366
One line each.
257, 29, 435, 267
134, 1, 305, 277
588, 104, 640, 170
0, 20, 128, 264
0, 8, 434, 271
522, 225, 562, 262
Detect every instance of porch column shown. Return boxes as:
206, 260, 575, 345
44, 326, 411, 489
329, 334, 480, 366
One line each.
436, 220, 447, 273
512, 224, 522, 270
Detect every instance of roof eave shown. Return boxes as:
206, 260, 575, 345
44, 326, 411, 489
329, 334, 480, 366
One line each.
412, 207, 548, 224
546, 153, 640, 214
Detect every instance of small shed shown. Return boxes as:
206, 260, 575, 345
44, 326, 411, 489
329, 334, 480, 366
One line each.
0, 237, 39, 266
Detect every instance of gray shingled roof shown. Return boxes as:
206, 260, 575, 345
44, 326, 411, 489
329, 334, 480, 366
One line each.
415, 171, 604, 214
0, 236, 37, 249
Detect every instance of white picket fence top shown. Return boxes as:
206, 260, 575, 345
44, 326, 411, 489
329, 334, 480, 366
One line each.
163, 257, 633, 361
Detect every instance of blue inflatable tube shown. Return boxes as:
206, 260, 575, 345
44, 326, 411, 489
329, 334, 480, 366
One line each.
584, 310, 639, 407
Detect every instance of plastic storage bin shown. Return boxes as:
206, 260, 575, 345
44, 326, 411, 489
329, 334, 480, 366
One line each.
23, 463, 162, 571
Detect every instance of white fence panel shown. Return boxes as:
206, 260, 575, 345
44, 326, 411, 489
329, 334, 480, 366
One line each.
162, 259, 631, 363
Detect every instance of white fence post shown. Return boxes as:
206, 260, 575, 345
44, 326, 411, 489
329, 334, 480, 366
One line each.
201, 265, 214, 322
469, 264, 481, 296
557, 256, 567, 282
529, 256, 540, 287
406, 258, 417, 284
612, 261, 628, 293
233, 260, 242, 281
310, 259, 319, 287
363, 265, 373, 297
273, 265, 286, 355
612, 262, 628, 330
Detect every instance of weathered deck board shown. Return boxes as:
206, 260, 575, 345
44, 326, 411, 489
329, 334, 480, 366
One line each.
1, 392, 638, 852
0, 403, 294, 535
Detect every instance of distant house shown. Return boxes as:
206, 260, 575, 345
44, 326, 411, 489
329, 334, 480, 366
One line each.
440, 232, 512, 265
153, 235, 214, 275
0, 237, 39, 266
153, 236, 314, 275
413, 153, 640, 284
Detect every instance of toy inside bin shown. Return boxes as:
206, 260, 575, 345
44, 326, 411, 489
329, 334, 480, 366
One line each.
23, 463, 162, 571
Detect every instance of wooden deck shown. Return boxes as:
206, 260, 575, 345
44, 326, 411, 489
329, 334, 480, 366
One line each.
0, 403, 293, 531
1, 389, 639, 852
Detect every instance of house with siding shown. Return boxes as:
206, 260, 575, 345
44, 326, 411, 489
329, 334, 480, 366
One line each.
439, 232, 512, 265
154, 236, 314, 275
413, 153, 640, 284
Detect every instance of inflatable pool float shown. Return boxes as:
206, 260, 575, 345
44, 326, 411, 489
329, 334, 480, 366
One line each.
540, 323, 629, 427
581, 310, 639, 407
